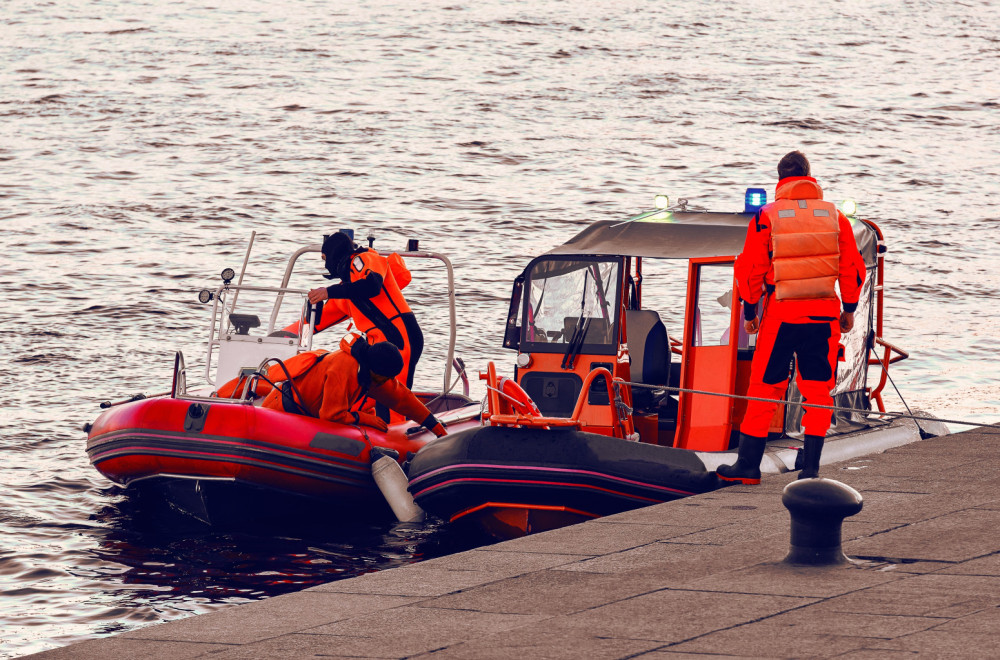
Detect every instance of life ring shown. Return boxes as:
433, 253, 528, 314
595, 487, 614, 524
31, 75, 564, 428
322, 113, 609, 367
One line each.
497, 376, 542, 418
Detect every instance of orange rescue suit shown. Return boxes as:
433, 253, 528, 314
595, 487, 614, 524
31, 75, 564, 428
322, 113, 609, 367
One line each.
325, 248, 423, 391
734, 176, 867, 438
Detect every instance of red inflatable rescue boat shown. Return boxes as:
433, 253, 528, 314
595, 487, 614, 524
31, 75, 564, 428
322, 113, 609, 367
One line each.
85, 235, 480, 524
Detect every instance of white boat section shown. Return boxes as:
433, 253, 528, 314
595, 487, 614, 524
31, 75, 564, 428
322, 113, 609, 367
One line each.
696, 413, 950, 475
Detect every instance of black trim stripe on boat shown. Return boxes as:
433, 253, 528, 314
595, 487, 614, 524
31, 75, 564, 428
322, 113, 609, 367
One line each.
88, 427, 369, 473
411, 466, 695, 506
88, 432, 373, 488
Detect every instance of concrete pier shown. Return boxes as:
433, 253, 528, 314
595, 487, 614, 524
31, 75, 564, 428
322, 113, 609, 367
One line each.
31, 425, 1000, 659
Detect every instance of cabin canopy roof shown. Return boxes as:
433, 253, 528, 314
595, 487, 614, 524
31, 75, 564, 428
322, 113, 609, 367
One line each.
544, 213, 751, 260
544, 212, 878, 266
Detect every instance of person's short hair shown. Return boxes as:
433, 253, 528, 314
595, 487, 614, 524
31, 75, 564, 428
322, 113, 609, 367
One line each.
777, 151, 810, 179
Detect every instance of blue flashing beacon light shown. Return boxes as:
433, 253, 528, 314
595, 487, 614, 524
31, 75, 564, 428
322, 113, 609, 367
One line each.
744, 188, 767, 213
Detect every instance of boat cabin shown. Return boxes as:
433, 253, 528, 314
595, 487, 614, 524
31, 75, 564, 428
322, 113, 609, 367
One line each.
494, 199, 892, 451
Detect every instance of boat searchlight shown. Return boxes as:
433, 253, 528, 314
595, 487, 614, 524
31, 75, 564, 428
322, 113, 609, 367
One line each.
197, 289, 214, 304
840, 199, 858, 218
221, 268, 236, 285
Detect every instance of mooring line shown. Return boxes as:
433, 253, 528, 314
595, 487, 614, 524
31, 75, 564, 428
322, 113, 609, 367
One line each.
620, 380, 999, 432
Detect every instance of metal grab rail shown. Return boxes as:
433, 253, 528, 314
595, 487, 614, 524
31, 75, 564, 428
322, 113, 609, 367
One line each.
204, 284, 315, 386
268, 245, 459, 398
867, 337, 909, 413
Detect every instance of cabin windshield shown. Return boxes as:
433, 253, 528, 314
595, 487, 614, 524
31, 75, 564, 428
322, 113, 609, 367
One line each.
522, 258, 620, 354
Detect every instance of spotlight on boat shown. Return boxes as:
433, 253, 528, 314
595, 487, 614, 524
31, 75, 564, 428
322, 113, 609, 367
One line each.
198, 289, 214, 304
653, 194, 670, 210
516, 353, 533, 369
840, 199, 858, 217
744, 188, 767, 213
221, 268, 236, 285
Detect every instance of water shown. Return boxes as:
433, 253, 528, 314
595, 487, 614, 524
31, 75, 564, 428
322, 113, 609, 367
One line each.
1, 0, 998, 656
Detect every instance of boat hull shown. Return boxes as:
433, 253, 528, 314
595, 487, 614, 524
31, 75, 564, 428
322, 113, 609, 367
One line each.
407, 426, 721, 538
87, 396, 478, 523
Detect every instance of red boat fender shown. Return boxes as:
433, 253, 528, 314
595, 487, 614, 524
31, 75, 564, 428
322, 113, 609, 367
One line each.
497, 376, 542, 418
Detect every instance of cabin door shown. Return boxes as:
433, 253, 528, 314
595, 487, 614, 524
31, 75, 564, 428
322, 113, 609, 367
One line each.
674, 258, 740, 451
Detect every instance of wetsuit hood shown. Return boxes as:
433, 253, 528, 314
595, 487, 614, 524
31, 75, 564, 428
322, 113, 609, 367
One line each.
322, 232, 355, 279
349, 339, 404, 390
775, 176, 824, 201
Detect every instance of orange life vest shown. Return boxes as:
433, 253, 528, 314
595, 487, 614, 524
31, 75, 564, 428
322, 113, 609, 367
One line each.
215, 350, 331, 399
766, 198, 840, 301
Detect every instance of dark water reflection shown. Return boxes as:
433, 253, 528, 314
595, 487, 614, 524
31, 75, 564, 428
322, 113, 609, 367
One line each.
1, 483, 490, 656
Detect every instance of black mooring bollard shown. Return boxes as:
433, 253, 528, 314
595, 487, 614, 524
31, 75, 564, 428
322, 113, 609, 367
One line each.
782, 478, 863, 566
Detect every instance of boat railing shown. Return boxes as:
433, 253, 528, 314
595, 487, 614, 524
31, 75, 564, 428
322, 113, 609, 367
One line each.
267, 245, 460, 398
868, 337, 909, 413
203, 284, 317, 387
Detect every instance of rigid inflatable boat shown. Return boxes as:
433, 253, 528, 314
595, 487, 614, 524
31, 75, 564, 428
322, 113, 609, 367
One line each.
86, 236, 481, 524
408, 192, 943, 538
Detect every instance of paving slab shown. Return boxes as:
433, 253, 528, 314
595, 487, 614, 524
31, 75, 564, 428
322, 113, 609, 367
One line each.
862, 630, 1000, 658
418, 567, 656, 615
27, 639, 234, 660
518, 589, 817, 642
844, 508, 1000, 562
119, 592, 417, 645
671, 560, 904, 598
300, 607, 544, 657
487, 519, 695, 555
668, 629, 882, 658
408, 630, 663, 660
28, 425, 1000, 659
306, 563, 508, 597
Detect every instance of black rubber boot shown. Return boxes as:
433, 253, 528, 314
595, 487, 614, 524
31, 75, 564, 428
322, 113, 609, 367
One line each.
797, 434, 825, 479
716, 433, 767, 485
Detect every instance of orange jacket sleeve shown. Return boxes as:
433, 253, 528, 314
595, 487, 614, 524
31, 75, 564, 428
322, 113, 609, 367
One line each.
837, 213, 867, 312
734, 213, 771, 307
369, 379, 435, 427
283, 297, 351, 335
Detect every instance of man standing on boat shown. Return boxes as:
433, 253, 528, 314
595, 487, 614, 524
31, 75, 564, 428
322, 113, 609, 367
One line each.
717, 151, 866, 484
258, 337, 447, 437
308, 232, 424, 417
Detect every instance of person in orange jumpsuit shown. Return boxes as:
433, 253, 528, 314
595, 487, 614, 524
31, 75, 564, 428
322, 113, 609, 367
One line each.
308, 232, 423, 421
717, 151, 866, 484
223, 338, 446, 435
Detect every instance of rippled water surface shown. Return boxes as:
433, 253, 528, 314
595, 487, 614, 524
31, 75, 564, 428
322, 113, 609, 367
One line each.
2, 0, 998, 656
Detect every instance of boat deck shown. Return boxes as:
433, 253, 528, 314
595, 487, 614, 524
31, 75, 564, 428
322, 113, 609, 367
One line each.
31, 420, 1000, 659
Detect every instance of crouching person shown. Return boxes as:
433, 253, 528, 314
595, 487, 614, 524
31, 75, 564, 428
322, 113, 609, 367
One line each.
237, 337, 446, 436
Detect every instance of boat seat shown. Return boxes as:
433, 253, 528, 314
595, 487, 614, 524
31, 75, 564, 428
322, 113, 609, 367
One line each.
625, 310, 671, 411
